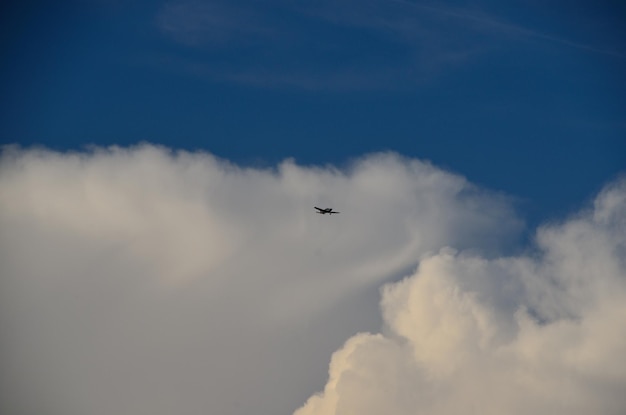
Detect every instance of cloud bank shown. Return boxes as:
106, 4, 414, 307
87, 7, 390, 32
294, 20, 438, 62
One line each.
296, 178, 626, 415
0, 144, 520, 415
3, 144, 624, 415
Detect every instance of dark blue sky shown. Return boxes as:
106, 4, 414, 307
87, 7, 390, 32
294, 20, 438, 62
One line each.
2, 0, 625, 225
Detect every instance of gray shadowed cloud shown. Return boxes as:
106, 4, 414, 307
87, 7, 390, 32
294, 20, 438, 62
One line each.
0, 144, 521, 415
295, 177, 626, 415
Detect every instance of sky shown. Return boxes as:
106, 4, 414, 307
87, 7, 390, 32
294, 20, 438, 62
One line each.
2, 0, 625, 223
1, 1, 625, 415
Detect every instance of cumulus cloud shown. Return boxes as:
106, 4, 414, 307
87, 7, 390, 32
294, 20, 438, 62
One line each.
295, 178, 626, 415
0, 144, 521, 415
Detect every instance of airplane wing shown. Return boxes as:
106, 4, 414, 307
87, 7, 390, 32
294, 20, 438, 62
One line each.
314, 207, 339, 214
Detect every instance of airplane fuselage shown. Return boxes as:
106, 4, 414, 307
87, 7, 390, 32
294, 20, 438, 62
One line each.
315, 207, 340, 214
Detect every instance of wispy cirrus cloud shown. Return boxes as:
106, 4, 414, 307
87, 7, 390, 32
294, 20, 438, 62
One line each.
156, 0, 277, 47
393, 0, 625, 58
152, 0, 490, 89
153, 0, 623, 90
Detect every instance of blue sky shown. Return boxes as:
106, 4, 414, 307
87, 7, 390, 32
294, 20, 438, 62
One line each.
1, 0, 625, 224
2, 3, 626, 414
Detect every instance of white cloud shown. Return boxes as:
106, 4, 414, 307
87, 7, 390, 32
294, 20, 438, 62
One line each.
295, 177, 626, 415
0, 144, 521, 415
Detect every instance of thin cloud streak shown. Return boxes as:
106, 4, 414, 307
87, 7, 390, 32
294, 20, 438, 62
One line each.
152, 0, 489, 89
156, 1, 277, 47
153, 0, 623, 90
393, 0, 625, 58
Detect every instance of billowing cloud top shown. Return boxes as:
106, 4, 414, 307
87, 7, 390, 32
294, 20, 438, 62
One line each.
295, 179, 626, 415
1, 145, 623, 415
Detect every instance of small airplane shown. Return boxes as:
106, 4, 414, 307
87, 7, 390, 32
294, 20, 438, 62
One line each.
315, 207, 340, 215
